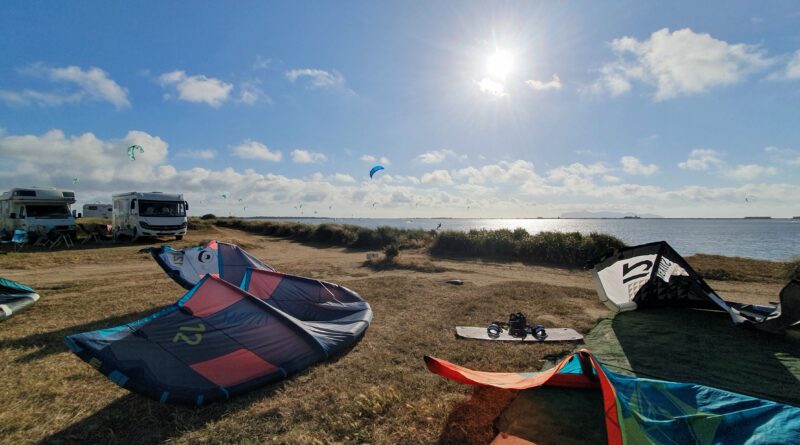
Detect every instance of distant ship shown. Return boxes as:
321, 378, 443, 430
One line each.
744, 216, 772, 219
793, 216, 800, 220
623, 215, 641, 219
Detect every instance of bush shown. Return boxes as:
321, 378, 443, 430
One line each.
200, 214, 217, 220
384, 243, 400, 260
430, 228, 626, 268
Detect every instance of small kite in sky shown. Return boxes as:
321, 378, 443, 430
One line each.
72, 177, 79, 184
221, 194, 228, 199
127, 145, 144, 161
369, 165, 385, 179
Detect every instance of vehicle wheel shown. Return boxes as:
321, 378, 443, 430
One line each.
175, 235, 183, 240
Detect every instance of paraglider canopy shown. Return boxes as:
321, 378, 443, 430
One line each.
369, 165, 385, 179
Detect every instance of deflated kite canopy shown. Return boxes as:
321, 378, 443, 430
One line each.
65, 270, 371, 405
590, 241, 800, 333
148, 240, 275, 289
0, 276, 40, 322
425, 351, 800, 445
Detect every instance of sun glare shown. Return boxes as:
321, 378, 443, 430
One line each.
487, 49, 513, 80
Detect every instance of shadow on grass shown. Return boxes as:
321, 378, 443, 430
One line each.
437, 386, 517, 445
36, 381, 286, 445
0, 308, 168, 364
588, 308, 800, 405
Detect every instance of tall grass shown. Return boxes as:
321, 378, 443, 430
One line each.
213, 219, 627, 268
430, 228, 626, 268
214, 218, 436, 250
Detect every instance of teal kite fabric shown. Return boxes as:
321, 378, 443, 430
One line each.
0, 276, 40, 322
426, 350, 800, 444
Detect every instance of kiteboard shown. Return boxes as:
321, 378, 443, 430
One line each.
455, 326, 583, 342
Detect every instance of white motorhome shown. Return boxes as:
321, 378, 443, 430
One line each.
82, 203, 113, 219
112, 192, 188, 240
0, 187, 77, 236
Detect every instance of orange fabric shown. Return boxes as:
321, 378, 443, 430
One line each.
425, 350, 622, 445
207, 239, 218, 250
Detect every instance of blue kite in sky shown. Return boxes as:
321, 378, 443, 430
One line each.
369, 165, 384, 179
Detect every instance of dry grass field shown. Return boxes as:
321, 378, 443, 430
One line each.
0, 224, 791, 445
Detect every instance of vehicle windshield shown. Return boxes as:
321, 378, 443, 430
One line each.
139, 200, 186, 217
25, 204, 72, 219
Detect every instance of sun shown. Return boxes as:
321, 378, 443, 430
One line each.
487, 49, 514, 80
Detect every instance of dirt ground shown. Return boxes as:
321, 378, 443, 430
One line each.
0, 226, 788, 445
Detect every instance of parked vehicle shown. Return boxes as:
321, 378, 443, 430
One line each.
112, 192, 188, 240
0, 187, 76, 236
82, 203, 113, 219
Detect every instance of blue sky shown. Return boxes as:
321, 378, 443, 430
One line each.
1, 0, 799, 217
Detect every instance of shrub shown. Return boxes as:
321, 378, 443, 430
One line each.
200, 214, 217, 220
384, 243, 400, 260
431, 228, 626, 268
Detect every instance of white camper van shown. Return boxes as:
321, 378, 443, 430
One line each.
82, 203, 113, 219
112, 192, 188, 240
0, 187, 77, 236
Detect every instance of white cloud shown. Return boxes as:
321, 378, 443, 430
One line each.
253, 56, 273, 70
593, 28, 772, 100
333, 173, 355, 183
232, 140, 282, 161
291, 149, 327, 164
159, 70, 233, 107
285, 68, 352, 93
723, 164, 777, 181
360, 154, 390, 165
620, 156, 659, 175
525, 74, 562, 91
421, 170, 454, 184
0, 128, 167, 186
0, 64, 129, 109
678, 149, 725, 171
1, 128, 799, 217
768, 49, 800, 80
548, 162, 608, 181
678, 149, 778, 181
238, 80, 269, 105
178, 149, 216, 160
765, 146, 800, 166
477, 78, 507, 97
416, 149, 460, 164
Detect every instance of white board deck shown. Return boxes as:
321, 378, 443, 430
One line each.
455, 326, 583, 342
